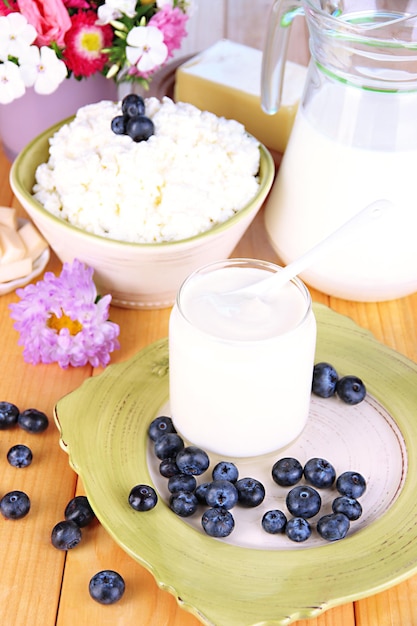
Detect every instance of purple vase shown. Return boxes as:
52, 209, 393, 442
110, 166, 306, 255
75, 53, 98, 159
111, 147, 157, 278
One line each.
0, 74, 118, 162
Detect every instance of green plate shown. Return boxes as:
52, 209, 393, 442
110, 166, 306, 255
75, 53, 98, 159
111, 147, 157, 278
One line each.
54, 304, 417, 625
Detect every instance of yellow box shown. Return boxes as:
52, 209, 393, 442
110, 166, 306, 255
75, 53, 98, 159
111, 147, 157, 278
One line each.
175, 40, 307, 154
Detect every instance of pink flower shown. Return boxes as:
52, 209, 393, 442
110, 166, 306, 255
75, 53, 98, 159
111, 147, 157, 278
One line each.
0, 0, 19, 16
9, 259, 120, 369
63, 10, 113, 78
17, 0, 72, 46
149, 5, 188, 59
62, 0, 91, 8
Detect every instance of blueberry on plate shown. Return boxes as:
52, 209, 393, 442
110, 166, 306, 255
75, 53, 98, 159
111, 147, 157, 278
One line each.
317, 512, 350, 541
201, 507, 235, 538
168, 473, 197, 494
312, 362, 338, 398
0, 490, 30, 519
286, 485, 322, 519
272, 457, 303, 487
205, 480, 238, 510
169, 491, 198, 517
261, 509, 287, 534
195, 481, 211, 505
65, 495, 96, 527
154, 432, 184, 460
235, 477, 265, 507
148, 415, 176, 442
175, 445, 210, 476
7, 444, 33, 468
159, 457, 180, 478
51, 520, 82, 549
336, 375, 366, 405
212, 461, 239, 483
303, 457, 336, 489
89, 570, 125, 605
0, 401, 19, 429
285, 517, 311, 542
336, 471, 367, 498
18, 408, 49, 433
332, 495, 363, 521
128, 484, 158, 511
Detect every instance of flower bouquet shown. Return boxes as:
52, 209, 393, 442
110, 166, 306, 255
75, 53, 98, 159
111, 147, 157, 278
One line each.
0, 0, 192, 104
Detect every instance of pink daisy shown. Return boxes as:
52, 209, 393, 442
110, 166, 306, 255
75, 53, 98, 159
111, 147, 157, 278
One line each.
63, 10, 113, 78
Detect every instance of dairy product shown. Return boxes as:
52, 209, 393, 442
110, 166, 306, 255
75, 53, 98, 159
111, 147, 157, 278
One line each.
265, 103, 417, 301
175, 40, 307, 154
169, 259, 316, 457
33, 97, 261, 244
0, 208, 48, 283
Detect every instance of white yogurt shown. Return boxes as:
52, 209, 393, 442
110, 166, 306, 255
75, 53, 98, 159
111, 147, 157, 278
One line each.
169, 259, 317, 457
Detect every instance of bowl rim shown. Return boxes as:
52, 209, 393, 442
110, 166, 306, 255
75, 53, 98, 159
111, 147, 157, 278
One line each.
10, 116, 275, 250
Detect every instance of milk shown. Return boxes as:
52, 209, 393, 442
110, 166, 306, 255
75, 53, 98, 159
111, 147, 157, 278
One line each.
169, 260, 317, 457
265, 103, 417, 301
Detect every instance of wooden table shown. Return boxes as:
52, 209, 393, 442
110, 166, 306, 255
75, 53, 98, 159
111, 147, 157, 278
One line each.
1, 143, 417, 626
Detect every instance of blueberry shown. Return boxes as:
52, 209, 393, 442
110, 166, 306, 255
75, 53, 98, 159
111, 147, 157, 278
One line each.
212, 461, 239, 483
0, 490, 30, 519
201, 507, 235, 538
0, 401, 19, 429
121, 93, 145, 118
65, 495, 96, 527
7, 444, 33, 468
272, 457, 303, 487
336, 471, 367, 498
126, 115, 154, 142
51, 520, 82, 549
285, 517, 311, 542
317, 512, 350, 541
89, 570, 125, 605
154, 432, 184, 460
312, 362, 338, 398
18, 408, 49, 433
336, 376, 366, 404
168, 473, 197, 494
286, 485, 322, 519
235, 477, 265, 508
332, 496, 363, 521
148, 415, 176, 442
111, 115, 128, 135
159, 457, 180, 478
303, 457, 336, 489
205, 480, 238, 510
195, 481, 211, 504
175, 445, 210, 476
128, 484, 158, 511
261, 509, 287, 534
169, 491, 198, 517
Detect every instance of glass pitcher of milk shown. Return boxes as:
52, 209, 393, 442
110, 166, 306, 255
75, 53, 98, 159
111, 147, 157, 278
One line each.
262, 0, 417, 301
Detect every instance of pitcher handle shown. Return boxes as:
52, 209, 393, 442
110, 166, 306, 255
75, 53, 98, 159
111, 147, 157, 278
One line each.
261, 0, 305, 115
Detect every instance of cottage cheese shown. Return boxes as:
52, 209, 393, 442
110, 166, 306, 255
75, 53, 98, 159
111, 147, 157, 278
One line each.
33, 97, 261, 244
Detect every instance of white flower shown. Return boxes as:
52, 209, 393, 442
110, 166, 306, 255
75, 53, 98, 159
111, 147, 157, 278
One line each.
19, 46, 67, 95
96, 0, 137, 24
0, 60, 26, 104
0, 13, 37, 62
126, 26, 168, 73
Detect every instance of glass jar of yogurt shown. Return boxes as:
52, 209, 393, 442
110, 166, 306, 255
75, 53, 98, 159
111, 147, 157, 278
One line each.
168, 258, 317, 457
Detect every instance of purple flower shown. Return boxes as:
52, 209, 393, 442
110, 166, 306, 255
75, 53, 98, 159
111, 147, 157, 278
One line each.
9, 259, 120, 369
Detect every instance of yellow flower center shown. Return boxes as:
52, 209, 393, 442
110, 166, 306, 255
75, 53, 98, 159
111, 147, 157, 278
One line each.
80, 31, 102, 54
47, 310, 83, 336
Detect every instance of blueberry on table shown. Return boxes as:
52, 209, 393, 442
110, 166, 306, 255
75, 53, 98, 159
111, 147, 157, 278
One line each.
262, 509, 287, 534
7, 444, 33, 468
148, 415, 176, 442
235, 477, 266, 507
169, 491, 198, 517
312, 362, 339, 398
89, 570, 125, 605
168, 473, 197, 494
285, 517, 311, 542
336, 471, 367, 498
51, 520, 82, 550
0, 401, 19, 429
64, 495, 96, 527
272, 457, 303, 487
205, 480, 238, 510
212, 461, 239, 483
332, 496, 363, 521
336, 375, 366, 404
128, 484, 158, 512
17, 408, 49, 433
201, 507, 235, 538
286, 485, 322, 519
175, 445, 210, 476
0, 490, 30, 519
303, 457, 336, 489
317, 512, 350, 541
